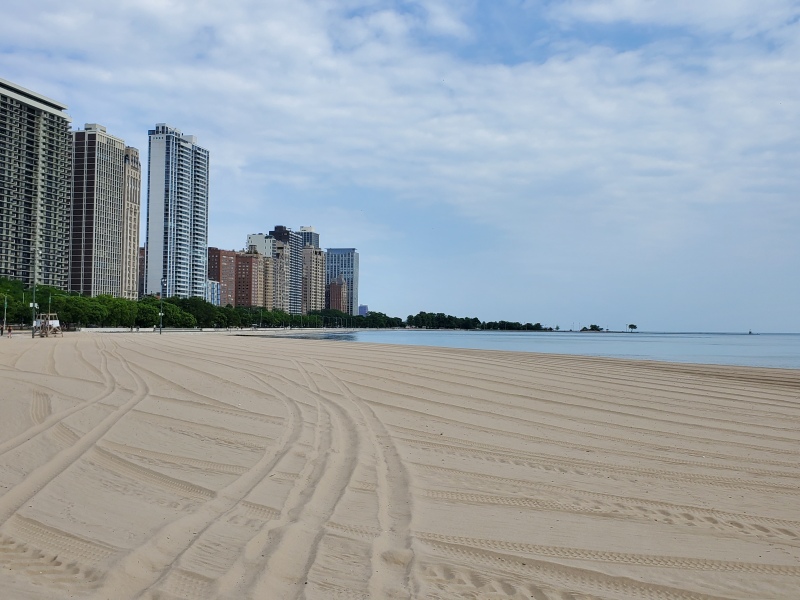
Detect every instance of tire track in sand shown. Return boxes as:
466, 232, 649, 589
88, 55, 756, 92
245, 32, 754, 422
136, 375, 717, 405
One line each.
0, 515, 113, 594
89, 364, 303, 600
416, 464, 800, 542
0, 336, 115, 459
417, 532, 800, 575
401, 435, 800, 496
214, 362, 358, 599
0, 339, 149, 527
311, 359, 415, 600
419, 537, 734, 600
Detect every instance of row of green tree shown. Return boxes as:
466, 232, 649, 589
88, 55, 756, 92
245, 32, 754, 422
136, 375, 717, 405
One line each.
2, 277, 567, 332
405, 311, 554, 331
0, 278, 407, 329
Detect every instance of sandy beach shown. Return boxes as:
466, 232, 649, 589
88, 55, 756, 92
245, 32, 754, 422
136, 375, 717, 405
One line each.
0, 331, 798, 599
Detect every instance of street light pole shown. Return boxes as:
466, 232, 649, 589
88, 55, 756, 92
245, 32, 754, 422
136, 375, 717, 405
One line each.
160, 277, 166, 335
31, 283, 36, 339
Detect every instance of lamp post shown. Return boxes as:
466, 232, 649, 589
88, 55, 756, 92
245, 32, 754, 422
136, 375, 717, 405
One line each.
31, 283, 37, 339
2, 294, 6, 335
160, 277, 166, 335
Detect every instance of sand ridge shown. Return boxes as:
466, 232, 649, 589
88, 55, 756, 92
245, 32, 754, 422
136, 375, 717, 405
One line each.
0, 331, 798, 599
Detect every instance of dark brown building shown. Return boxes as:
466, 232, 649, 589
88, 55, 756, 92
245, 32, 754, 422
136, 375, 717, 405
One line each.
208, 247, 237, 307
326, 275, 348, 312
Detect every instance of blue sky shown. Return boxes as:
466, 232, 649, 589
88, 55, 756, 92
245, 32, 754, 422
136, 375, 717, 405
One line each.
3, 0, 799, 331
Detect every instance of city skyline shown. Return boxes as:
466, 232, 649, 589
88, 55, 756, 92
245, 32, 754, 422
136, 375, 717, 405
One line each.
2, 3, 799, 330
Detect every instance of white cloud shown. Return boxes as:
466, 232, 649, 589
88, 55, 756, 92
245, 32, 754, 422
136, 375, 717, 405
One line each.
551, 0, 800, 38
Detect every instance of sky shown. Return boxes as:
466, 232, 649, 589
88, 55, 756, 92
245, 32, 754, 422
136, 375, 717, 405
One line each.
2, 0, 799, 332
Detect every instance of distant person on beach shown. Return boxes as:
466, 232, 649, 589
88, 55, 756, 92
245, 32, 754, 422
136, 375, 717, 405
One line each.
6, 325, 11, 338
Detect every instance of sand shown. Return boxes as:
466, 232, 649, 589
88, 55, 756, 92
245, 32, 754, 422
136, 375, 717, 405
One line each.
0, 331, 798, 599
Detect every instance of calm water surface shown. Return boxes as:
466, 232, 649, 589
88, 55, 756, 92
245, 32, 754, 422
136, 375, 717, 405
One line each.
285, 330, 800, 369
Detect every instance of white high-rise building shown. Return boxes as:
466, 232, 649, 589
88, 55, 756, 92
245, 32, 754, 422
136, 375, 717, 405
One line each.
145, 124, 209, 298
246, 233, 274, 257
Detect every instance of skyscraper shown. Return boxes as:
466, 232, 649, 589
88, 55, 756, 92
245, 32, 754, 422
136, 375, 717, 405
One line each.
302, 246, 326, 314
246, 233, 274, 257
273, 241, 291, 313
207, 247, 237, 307
326, 248, 359, 316
145, 124, 209, 298
234, 252, 265, 308
269, 226, 302, 314
121, 148, 142, 299
299, 226, 320, 249
0, 77, 72, 288
70, 124, 141, 299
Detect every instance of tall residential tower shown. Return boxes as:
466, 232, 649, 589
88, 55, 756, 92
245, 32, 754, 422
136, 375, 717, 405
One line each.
0, 78, 72, 288
122, 148, 142, 299
145, 124, 209, 298
70, 124, 141, 299
269, 226, 302, 314
302, 246, 326, 314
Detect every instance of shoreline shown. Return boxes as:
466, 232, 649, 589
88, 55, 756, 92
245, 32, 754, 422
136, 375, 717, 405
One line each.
20, 326, 800, 370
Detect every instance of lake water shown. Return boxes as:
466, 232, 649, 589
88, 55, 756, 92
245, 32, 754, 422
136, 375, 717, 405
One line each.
283, 330, 800, 369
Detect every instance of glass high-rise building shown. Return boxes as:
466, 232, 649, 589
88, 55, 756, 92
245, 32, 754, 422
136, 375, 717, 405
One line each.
0, 78, 72, 288
299, 226, 320, 249
145, 124, 209, 298
326, 248, 359, 315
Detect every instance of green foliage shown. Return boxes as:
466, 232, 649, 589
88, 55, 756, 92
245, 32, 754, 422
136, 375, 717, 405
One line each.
309, 309, 402, 329
0, 276, 554, 333
406, 312, 553, 331
170, 296, 217, 327
406, 311, 481, 330
483, 321, 552, 331
136, 300, 159, 327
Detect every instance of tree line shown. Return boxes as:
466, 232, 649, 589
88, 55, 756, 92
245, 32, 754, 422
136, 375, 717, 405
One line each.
2, 278, 570, 332
405, 311, 553, 331
0, 278, 405, 329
